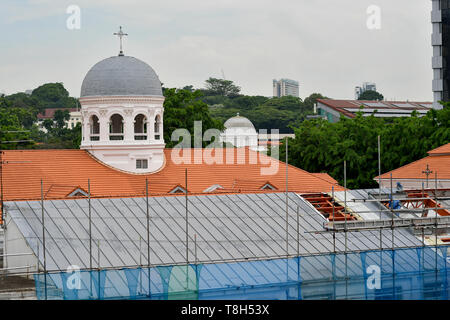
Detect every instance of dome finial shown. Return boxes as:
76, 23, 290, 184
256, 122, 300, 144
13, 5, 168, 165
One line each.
113, 26, 128, 56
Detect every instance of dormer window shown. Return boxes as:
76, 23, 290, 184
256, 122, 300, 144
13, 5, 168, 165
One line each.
169, 185, 187, 194
260, 183, 277, 190
67, 188, 89, 197
136, 159, 148, 169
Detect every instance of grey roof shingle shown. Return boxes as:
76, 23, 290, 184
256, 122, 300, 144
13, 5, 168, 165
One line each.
80, 55, 163, 97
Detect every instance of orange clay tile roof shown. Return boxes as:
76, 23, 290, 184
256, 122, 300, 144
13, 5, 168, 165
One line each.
428, 143, 450, 156
1, 148, 344, 202
376, 143, 450, 180
311, 173, 339, 185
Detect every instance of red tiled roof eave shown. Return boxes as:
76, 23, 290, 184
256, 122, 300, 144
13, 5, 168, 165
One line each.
1, 148, 345, 205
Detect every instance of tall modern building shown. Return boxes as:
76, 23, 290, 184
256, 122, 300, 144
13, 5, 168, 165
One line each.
355, 82, 377, 99
273, 79, 299, 97
431, 0, 449, 109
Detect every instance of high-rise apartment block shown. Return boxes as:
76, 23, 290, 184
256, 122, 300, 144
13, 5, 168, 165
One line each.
431, 0, 449, 109
355, 82, 377, 100
273, 79, 299, 97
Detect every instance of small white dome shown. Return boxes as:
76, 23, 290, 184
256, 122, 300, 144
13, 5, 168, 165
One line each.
224, 114, 255, 130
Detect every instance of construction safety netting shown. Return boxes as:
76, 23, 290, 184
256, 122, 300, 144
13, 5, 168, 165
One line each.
34, 246, 450, 300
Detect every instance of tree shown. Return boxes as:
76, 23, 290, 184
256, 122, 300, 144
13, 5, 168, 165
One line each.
31, 82, 78, 110
204, 78, 241, 97
31, 83, 69, 102
43, 119, 54, 132
53, 109, 70, 129
358, 90, 384, 101
181, 85, 194, 92
0, 108, 33, 149
262, 96, 303, 111
163, 88, 224, 147
281, 104, 450, 189
303, 93, 328, 109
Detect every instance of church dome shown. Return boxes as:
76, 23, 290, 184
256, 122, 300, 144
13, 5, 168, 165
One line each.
80, 55, 163, 97
224, 114, 255, 129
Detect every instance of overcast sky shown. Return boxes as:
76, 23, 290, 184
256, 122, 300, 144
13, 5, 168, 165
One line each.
0, 0, 433, 101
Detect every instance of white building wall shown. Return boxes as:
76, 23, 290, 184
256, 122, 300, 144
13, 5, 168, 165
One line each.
79, 95, 166, 174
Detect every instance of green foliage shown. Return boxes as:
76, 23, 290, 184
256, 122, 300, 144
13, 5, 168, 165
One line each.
163, 88, 224, 148
358, 90, 384, 101
31, 83, 79, 111
281, 104, 450, 189
303, 93, 328, 109
31, 123, 82, 149
0, 83, 81, 150
32, 83, 68, 101
0, 107, 33, 149
204, 78, 241, 97
54, 109, 71, 129
208, 93, 318, 133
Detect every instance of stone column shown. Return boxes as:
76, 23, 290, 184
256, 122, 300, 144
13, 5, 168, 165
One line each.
83, 121, 89, 142
159, 115, 164, 142
147, 118, 153, 142
148, 112, 155, 142
99, 119, 109, 142
124, 116, 134, 142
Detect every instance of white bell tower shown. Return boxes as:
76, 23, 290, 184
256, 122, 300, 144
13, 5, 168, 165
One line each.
79, 27, 166, 174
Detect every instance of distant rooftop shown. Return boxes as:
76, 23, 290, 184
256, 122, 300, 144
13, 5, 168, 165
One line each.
317, 99, 433, 119
37, 108, 79, 120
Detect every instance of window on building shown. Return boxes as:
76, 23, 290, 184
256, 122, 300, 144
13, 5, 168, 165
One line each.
110, 114, 124, 140
136, 159, 148, 169
134, 114, 147, 140
90, 115, 100, 141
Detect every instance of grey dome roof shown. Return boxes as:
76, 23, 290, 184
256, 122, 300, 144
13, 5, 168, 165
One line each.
80, 55, 163, 97
224, 115, 255, 129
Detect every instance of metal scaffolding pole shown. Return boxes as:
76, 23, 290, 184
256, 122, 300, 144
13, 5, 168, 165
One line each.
378, 135, 382, 251
88, 179, 92, 297
296, 205, 300, 257
185, 168, 189, 265
421, 182, 425, 269
41, 179, 47, 300
332, 186, 336, 253
435, 172, 438, 275
285, 137, 289, 257
391, 174, 395, 298
146, 178, 151, 297
88, 179, 92, 270
97, 239, 100, 299
391, 173, 394, 250
344, 160, 347, 253
344, 161, 348, 299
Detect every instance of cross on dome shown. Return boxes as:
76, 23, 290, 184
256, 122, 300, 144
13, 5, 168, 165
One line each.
113, 26, 128, 56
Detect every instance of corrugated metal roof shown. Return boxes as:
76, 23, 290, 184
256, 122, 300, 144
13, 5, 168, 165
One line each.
5, 192, 423, 272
